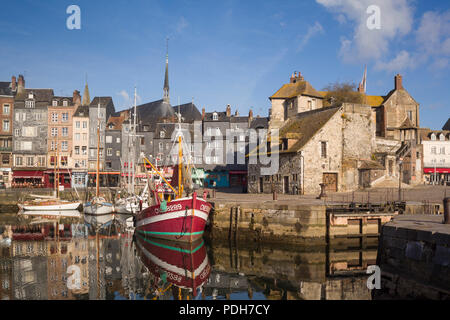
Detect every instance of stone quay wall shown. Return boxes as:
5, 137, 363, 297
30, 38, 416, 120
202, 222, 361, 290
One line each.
374, 215, 450, 300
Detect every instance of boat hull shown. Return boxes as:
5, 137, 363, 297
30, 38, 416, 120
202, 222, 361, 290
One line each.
135, 236, 210, 292
135, 193, 212, 242
83, 202, 114, 215
19, 201, 81, 211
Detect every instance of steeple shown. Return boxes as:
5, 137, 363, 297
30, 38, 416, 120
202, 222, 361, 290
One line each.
163, 38, 170, 103
82, 75, 91, 106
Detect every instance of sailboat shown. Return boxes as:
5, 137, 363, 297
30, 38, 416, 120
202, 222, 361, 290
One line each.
115, 87, 150, 215
135, 113, 212, 242
84, 103, 114, 215
18, 141, 81, 211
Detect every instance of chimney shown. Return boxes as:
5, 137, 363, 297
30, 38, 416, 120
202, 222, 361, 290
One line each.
17, 75, 25, 93
226, 104, 231, 117
73, 90, 81, 106
202, 107, 205, 120
290, 73, 295, 83
248, 109, 253, 126
395, 74, 403, 90
358, 83, 364, 93
235, 110, 239, 116
11, 76, 16, 92
297, 72, 304, 81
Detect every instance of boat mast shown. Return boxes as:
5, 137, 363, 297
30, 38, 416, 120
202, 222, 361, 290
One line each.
177, 97, 182, 199
96, 103, 100, 198
132, 86, 137, 195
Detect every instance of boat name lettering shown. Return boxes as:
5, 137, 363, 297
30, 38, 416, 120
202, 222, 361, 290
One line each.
200, 204, 209, 212
154, 203, 183, 214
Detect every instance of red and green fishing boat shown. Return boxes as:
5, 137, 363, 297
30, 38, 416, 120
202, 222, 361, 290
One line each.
135, 123, 212, 242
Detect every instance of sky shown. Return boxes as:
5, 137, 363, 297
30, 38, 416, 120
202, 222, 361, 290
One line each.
0, 0, 449, 129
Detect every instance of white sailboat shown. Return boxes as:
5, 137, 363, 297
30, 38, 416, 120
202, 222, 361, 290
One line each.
84, 103, 114, 215
18, 142, 81, 211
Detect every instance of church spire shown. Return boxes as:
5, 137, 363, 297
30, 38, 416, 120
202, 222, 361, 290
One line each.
82, 74, 91, 106
163, 38, 170, 103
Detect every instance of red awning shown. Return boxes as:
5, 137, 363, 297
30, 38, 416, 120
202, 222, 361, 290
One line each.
13, 171, 44, 178
424, 168, 450, 174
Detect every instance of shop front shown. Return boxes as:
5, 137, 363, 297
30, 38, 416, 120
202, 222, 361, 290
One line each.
12, 170, 45, 188
229, 170, 247, 187
44, 169, 72, 189
72, 171, 88, 189
204, 170, 229, 188
88, 172, 120, 188
0, 168, 12, 188
424, 168, 450, 185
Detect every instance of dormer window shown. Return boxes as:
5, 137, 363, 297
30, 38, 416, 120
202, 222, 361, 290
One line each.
28, 93, 34, 99
160, 131, 165, 138
52, 100, 58, 107
431, 133, 436, 141
63, 100, 68, 107
108, 124, 114, 129
439, 133, 445, 141
25, 100, 35, 108
213, 113, 218, 121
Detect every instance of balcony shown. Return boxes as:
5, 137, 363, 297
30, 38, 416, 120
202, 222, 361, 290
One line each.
0, 147, 12, 152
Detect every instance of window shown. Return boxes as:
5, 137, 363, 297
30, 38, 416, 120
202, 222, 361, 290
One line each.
75, 133, 80, 141
140, 137, 145, 145
116, 137, 120, 143
213, 113, 218, 121
216, 127, 220, 135
61, 141, 68, 151
3, 104, 10, 115
107, 148, 112, 156
440, 147, 446, 155
82, 121, 87, 128
51, 127, 58, 137
26, 157, 33, 167
2, 120, 9, 132
321, 141, 327, 158
51, 141, 57, 151
61, 156, 68, 166
25, 100, 35, 108
62, 113, 69, 122
63, 100, 68, 107
2, 155, 9, 165
75, 146, 80, 155
431, 146, 437, 154
22, 127, 37, 137
160, 131, 165, 138
407, 111, 413, 121
52, 100, 57, 107
76, 121, 80, 128
51, 113, 58, 122
439, 134, 445, 141
82, 146, 87, 155
308, 100, 312, 110
106, 136, 112, 143
106, 161, 112, 169
38, 156, 45, 167
431, 133, 436, 141
62, 127, 68, 136
82, 133, 87, 141
116, 150, 120, 157
159, 142, 163, 151
35, 112, 43, 121
15, 156, 22, 166
21, 141, 32, 150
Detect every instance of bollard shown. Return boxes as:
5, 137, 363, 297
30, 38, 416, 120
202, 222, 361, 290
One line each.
273, 191, 277, 201
444, 198, 450, 224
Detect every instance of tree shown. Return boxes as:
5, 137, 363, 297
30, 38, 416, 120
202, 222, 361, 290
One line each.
322, 82, 364, 107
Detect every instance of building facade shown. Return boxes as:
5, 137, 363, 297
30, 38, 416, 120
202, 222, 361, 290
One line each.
420, 129, 450, 185
0, 77, 16, 187
72, 105, 90, 189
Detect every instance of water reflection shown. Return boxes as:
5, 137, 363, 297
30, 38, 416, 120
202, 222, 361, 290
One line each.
0, 213, 376, 300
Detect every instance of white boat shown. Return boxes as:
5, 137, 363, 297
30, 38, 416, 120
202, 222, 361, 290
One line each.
84, 197, 114, 215
84, 212, 115, 229
18, 209, 82, 218
18, 199, 81, 211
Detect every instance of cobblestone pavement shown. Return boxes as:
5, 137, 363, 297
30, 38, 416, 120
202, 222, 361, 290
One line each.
210, 185, 450, 205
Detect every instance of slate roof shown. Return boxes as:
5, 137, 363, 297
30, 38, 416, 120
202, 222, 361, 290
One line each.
90, 96, 113, 107
172, 102, 202, 122
443, 118, 450, 131
203, 111, 230, 122
250, 117, 269, 129
0, 82, 13, 96
15, 88, 54, 102
270, 80, 324, 99
74, 105, 89, 117
106, 115, 126, 131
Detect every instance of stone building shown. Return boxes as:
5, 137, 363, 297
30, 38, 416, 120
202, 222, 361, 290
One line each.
72, 105, 90, 189
105, 115, 125, 187
248, 104, 381, 195
0, 76, 16, 187
12, 76, 52, 188
268, 72, 324, 130
88, 97, 115, 187
46, 92, 80, 189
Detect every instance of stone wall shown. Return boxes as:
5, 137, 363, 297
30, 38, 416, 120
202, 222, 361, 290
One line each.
374, 215, 450, 299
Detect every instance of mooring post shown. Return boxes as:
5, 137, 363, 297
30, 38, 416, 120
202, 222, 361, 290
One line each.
228, 207, 234, 240
444, 198, 450, 224
273, 191, 277, 201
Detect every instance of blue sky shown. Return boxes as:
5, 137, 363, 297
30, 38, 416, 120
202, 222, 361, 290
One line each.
0, 0, 448, 129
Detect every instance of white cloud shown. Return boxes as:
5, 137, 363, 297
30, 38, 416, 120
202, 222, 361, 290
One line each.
297, 21, 324, 52
316, 0, 414, 62
374, 50, 416, 72
176, 16, 189, 34
117, 90, 142, 109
